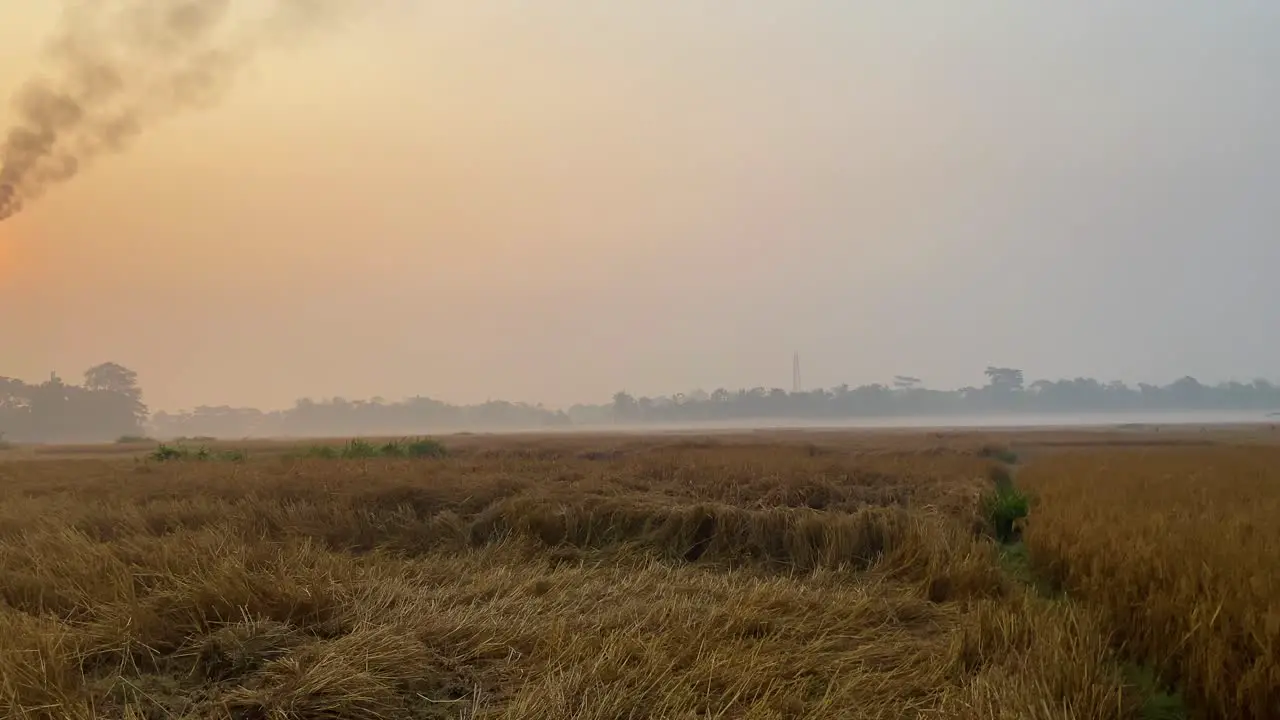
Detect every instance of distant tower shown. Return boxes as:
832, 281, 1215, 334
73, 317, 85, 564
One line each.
792, 352, 802, 393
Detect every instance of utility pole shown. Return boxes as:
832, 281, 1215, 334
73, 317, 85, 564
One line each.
792, 352, 802, 393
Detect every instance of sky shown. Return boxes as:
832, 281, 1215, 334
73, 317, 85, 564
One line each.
1, 1, 1278, 411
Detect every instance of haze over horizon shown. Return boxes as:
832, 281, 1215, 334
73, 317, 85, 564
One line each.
2, 2, 1277, 413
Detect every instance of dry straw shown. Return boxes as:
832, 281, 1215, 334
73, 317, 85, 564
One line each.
0, 435, 1149, 718
1023, 443, 1280, 720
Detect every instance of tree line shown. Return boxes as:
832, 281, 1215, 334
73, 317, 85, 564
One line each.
2, 363, 1278, 443
1, 363, 149, 443
601, 367, 1280, 425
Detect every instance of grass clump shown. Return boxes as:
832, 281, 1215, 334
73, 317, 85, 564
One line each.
304, 444, 340, 459
981, 477, 1029, 544
149, 443, 186, 462
114, 435, 153, 444
404, 437, 448, 458
304, 437, 449, 460
148, 444, 247, 463
340, 438, 380, 459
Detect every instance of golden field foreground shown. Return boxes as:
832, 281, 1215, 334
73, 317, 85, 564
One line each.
0, 427, 1275, 719
1020, 437, 1280, 720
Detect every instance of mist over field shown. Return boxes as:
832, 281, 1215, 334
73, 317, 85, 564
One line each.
2, 360, 1278, 443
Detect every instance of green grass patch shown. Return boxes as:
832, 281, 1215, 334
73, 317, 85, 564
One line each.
1123, 663, 1188, 720
303, 437, 449, 460
981, 482, 1029, 544
997, 542, 1065, 600
996, 542, 1035, 586
340, 438, 381, 459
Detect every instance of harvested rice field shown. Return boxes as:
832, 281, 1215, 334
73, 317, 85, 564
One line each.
0, 427, 1275, 719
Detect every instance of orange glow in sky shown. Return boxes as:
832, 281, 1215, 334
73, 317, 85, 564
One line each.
0, 223, 32, 289
0, 232, 15, 280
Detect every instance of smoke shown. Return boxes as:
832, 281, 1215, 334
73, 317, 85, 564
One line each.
0, 0, 355, 222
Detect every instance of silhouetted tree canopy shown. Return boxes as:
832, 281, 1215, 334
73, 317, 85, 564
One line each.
0, 365, 147, 442
1, 363, 1278, 442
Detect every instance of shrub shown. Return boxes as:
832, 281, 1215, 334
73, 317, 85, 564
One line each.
982, 484, 1029, 544
303, 438, 448, 460
379, 440, 407, 458
404, 437, 448, 459
305, 444, 340, 459
150, 444, 187, 462
148, 444, 247, 463
116, 435, 154, 444
340, 439, 380, 459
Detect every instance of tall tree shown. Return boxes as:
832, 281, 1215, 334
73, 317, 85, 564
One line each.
84, 362, 148, 427
984, 366, 1025, 392
78, 363, 147, 437
84, 362, 140, 398
612, 391, 639, 422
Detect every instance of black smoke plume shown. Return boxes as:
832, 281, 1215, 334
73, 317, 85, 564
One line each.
0, 0, 350, 221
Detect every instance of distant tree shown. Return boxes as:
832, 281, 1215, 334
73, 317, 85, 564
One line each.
1167, 376, 1205, 406
984, 366, 1025, 392
83, 362, 139, 396
0, 376, 29, 440
612, 391, 638, 422
83, 362, 148, 430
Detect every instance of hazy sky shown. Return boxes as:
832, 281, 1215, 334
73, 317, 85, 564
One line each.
2, 2, 1277, 411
